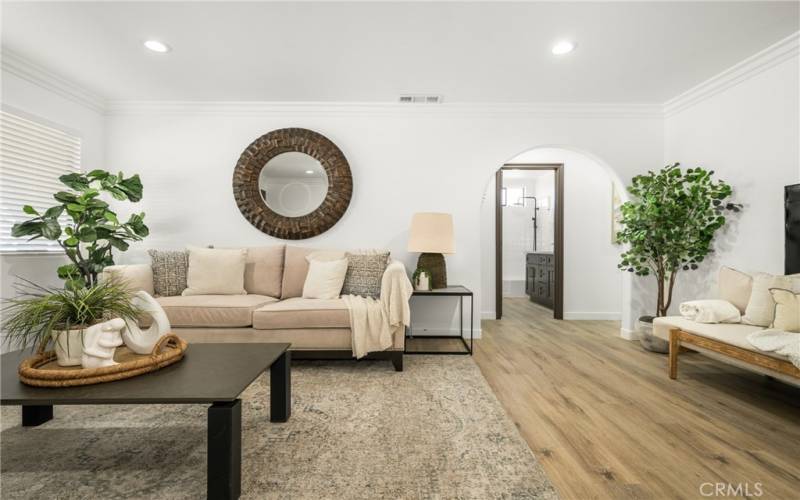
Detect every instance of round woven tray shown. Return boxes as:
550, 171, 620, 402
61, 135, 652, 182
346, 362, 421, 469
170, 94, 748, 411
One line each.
18, 334, 188, 388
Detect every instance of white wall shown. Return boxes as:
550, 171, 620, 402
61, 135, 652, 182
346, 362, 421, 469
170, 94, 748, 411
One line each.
0, 70, 106, 347
662, 52, 800, 311
106, 105, 663, 336
481, 148, 624, 320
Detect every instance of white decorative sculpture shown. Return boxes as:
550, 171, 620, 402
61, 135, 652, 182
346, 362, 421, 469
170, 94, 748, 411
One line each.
81, 318, 125, 369
122, 291, 171, 354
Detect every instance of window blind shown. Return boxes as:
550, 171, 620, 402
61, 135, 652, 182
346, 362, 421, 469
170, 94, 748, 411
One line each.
0, 111, 81, 252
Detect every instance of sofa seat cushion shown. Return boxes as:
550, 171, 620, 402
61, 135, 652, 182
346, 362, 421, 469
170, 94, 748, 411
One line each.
156, 295, 277, 328
652, 316, 788, 360
253, 298, 351, 330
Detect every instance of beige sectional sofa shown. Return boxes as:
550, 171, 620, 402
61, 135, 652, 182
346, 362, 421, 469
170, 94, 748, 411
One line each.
104, 245, 406, 370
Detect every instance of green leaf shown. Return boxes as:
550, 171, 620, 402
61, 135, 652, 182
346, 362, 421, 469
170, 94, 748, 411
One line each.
11, 220, 43, 238
54, 191, 77, 203
77, 227, 97, 243
103, 211, 119, 224
57, 264, 80, 279
117, 174, 144, 202
87, 169, 109, 180
59, 173, 90, 191
22, 205, 39, 215
40, 218, 62, 240
107, 187, 127, 201
43, 205, 64, 218
106, 236, 129, 251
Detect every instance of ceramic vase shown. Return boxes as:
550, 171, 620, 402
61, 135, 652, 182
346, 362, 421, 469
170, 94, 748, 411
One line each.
415, 271, 432, 291
52, 327, 84, 367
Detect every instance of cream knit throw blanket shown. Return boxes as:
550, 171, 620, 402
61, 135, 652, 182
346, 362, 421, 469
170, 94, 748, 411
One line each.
748, 330, 800, 369
343, 260, 413, 359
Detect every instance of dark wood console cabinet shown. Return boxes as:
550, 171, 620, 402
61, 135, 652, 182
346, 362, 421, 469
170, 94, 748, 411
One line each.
526, 252, 555, 309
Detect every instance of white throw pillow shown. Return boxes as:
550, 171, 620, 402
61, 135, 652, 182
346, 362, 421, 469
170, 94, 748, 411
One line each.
302, 257, 348, 300
742, 273, 800, 326
182, 246, 248, 296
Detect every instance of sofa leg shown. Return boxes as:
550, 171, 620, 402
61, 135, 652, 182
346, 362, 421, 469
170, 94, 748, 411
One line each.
391, 352, 403, 372
669, 329, 679, 380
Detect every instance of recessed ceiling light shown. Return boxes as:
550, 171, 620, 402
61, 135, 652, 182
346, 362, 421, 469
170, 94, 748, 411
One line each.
144, 40, 171, 53
305, 170, 314, 174
552, 40, 576, 55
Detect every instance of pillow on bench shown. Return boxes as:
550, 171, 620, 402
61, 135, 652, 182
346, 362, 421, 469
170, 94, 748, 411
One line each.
743, 272, 800, 327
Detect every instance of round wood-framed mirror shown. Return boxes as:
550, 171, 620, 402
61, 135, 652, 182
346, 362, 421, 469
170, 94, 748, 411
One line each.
232, 128, 353, 239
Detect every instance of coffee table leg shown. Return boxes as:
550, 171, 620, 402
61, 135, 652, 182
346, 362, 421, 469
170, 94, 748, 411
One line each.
208, 400, 241, 500
22, 405, 53, 427
270, 351, 291, 423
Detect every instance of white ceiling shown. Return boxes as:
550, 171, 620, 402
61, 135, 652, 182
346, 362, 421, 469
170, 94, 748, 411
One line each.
2, 1, 798, 103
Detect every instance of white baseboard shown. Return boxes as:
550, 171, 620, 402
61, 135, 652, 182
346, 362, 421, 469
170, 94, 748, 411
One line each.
408, 327, 482, 339
481, 311, 496, 320
620, 328, 638, 341
563, 312, 622, 321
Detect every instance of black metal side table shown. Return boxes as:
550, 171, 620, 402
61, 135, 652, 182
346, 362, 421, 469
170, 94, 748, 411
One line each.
406, 285, 474, 355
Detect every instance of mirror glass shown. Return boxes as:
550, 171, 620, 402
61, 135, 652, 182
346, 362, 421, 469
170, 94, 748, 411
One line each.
259, 152, 329, 217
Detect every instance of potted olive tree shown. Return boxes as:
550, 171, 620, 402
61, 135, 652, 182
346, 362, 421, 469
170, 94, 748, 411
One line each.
616, 163, 741, 352
4, 170, 149, 364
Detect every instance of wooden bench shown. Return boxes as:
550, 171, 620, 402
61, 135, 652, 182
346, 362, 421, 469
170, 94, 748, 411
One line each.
668, 328, 800, 381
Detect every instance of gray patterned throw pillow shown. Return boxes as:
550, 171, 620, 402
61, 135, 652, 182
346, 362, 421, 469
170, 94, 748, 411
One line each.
148, 249, 189, 297
341, 251, 390, 299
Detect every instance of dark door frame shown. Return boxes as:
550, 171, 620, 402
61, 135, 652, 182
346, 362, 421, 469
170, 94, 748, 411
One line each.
495, 164, 564, 320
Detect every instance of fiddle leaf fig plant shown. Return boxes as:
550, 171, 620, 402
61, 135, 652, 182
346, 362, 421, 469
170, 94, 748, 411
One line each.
616, 163, 741, 317
11, 170, 149, 290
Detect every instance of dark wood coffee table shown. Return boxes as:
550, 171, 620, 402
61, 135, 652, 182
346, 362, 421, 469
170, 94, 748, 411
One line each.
1, 343, 291, 500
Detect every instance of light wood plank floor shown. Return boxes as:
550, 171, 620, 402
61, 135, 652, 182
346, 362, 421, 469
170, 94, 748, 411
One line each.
473, 298, 800, 500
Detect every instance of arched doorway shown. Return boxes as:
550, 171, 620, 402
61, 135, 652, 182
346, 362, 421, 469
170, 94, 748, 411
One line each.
480, 145, 632, 334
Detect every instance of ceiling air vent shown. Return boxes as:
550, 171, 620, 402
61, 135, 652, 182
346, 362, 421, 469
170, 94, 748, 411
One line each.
399, 94, 443, 104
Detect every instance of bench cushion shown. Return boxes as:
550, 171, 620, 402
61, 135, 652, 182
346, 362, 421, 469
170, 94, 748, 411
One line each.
652, 316, 788, 360
253, 297, 350, 330
156, 294, 277, 327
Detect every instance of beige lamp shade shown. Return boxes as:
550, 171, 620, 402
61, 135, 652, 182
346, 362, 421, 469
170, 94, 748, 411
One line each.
408, 212, 455, 254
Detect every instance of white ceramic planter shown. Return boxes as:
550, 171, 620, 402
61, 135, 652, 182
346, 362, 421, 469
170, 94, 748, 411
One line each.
52, 328, 84, 366
414, 272, 432, 291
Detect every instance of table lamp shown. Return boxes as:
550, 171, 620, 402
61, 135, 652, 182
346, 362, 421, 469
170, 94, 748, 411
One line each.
407, 212, 454, 289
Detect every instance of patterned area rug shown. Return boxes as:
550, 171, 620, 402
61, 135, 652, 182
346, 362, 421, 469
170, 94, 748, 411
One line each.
1, 355, 557, 499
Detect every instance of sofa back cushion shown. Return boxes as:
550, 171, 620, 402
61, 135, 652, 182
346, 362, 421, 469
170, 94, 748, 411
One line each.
244, 245, 285, 298
280, 246, 345, 298
182, 246, 248, 296
718, 266, 753, 313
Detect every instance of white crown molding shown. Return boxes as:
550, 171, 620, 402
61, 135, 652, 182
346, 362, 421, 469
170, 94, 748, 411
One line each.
5, 30, 796, 120
664, 31, 800, 117
105, 100, 663, 119
1, 49, 106, 113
